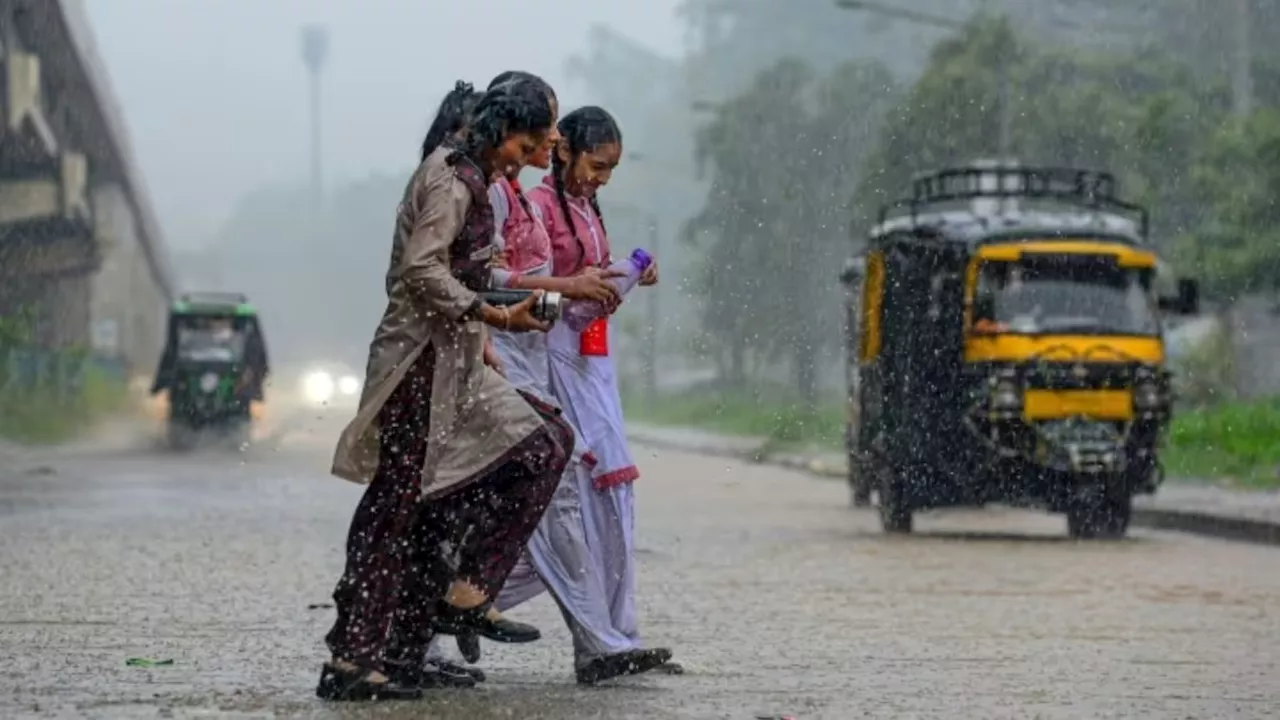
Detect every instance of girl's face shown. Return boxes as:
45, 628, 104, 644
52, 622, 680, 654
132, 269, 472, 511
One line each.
493, 129, 549, 178
526, 98, 560, 171
560, 140, 622, 197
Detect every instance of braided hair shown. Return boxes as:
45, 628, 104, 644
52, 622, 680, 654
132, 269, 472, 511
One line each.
420, 80, 482, 162
449, 79, 555, 172
551, 106, 621, 266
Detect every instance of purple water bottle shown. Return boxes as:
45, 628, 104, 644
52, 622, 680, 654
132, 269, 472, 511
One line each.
561, 249, 654, 332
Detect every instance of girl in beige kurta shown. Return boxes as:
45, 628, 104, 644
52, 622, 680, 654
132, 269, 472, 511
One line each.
317, 80, 573, 703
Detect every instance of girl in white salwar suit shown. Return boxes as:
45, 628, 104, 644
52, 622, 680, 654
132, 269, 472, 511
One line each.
529, 106, 680, 681
423, 80, 674, 686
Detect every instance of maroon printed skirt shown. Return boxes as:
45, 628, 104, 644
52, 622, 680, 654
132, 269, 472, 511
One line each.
324, 347, 573, 669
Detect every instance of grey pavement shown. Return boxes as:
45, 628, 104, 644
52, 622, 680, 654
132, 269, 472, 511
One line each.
1, 417, 1279, 718
627, 423, 1280, 533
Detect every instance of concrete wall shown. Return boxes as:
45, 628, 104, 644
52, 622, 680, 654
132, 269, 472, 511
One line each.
88, 183, 166, 374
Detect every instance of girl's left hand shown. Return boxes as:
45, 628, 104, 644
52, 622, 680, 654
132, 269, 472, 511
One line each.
639, 261, 659, 286
489, 250, 511, 270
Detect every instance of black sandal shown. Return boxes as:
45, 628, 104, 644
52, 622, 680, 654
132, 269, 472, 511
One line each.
456, 631, 482, 663
385, 660, 477, 690
430, 658, 487, 683
316, 663, 423, 701
431, 600, 541, 643
575, 647, 673, 686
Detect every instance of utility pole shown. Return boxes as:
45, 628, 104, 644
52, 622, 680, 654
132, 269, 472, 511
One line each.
644, 214, 660, 410
1232, 0, 1254, 118
300, 25, 329, 209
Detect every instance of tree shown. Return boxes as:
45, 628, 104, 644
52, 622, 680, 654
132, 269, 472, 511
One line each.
853, 12, 1280, 303
855, 16, 1228, 243
1172, 110, 1280, 300
684, 56, 898, 405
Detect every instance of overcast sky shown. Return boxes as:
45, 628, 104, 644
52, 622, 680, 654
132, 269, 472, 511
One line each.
86, 0, 684, 249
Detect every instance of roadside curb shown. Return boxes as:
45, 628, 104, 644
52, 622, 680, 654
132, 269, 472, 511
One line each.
628, 428, 1280, 547
1130, 507, 1280, 546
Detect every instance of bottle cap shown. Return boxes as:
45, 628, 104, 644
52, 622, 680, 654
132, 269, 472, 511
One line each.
630, 248, 654, 271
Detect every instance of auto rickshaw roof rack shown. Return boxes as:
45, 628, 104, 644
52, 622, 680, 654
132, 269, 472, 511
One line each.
174, 291, 256, 315
877, 165, 1150, 240
180, 291, 247, 306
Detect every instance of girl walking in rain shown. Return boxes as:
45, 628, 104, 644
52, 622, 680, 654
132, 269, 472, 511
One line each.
528, 106, 678, 683
421, 77, 671, 686
318, 79, 573, 702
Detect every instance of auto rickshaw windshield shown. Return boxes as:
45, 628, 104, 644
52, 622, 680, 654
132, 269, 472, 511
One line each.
972, 259, 1159, 336
176, 318, 247, 363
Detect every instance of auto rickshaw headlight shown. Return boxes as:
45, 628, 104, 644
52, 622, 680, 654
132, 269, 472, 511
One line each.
990, 379, 1022, 411
338, 375, 360, 396
1133, 380, 1161, 411
199, 372, 219, 393
303, 371, 335, 404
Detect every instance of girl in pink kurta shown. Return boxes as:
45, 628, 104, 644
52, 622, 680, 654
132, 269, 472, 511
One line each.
526, 106, 679, 679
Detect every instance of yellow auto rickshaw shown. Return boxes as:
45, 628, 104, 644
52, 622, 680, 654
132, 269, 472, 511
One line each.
839, 165, 1200, 538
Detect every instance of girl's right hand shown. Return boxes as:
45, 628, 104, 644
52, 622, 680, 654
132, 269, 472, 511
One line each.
501, 291, 550, 333
566, 267, 626, 304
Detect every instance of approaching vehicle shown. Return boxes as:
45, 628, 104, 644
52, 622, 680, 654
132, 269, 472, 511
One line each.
150, 292, 270, 450
296, 361, 362, 410
839, 164, 1200, 538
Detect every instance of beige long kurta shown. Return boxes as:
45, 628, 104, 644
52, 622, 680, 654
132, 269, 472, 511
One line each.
331, 147, 545, 498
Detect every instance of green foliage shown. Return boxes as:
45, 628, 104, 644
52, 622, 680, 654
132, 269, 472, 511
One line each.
684, 55, 899, 402
622, 384, 844, 450
1164, 398, 1280, 487
0, 356, 128, 445
687, 7, 1280, 369
1170, 110, 1280, 300
855, 17, 1227, 240
0, 305, 34, 348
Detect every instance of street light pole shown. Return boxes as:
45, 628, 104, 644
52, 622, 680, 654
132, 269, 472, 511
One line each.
1232, 0, 1254, 118
300, 25, 329, 210
644, 213, 660, 409
995, 50, 1012, 161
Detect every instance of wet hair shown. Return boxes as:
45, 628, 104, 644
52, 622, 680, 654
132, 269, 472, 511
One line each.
449, 79, 555, 170
487, 70, 557, 102
551, 106, 622, 260
420, 80, 483, 162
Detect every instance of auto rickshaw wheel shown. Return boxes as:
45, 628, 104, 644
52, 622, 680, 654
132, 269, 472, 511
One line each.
1066, 492, 1132, 540
850, 456, 872, 507
877, 464, 913, 533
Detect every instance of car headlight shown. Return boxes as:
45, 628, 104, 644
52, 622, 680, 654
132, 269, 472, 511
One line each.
338, 375, 360, 396
200, 372, 219, 393
990, 379, 1022, 410
303, 371, 335, 404
1133, 380, 1161, 411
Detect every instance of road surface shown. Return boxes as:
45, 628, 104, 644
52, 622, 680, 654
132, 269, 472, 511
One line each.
1, 414, 1277, 719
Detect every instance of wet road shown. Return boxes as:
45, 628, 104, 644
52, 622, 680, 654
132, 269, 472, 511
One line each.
2, 419, 1278, 719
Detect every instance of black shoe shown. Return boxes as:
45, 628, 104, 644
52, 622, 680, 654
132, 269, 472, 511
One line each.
575, 647, 673, 686
656, 660, 685, 675
316, 663, 423, 702
456, 631, 482, 663
432, 601, 541, 643
385, 660, 477, 690
430, 659, 487, 683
